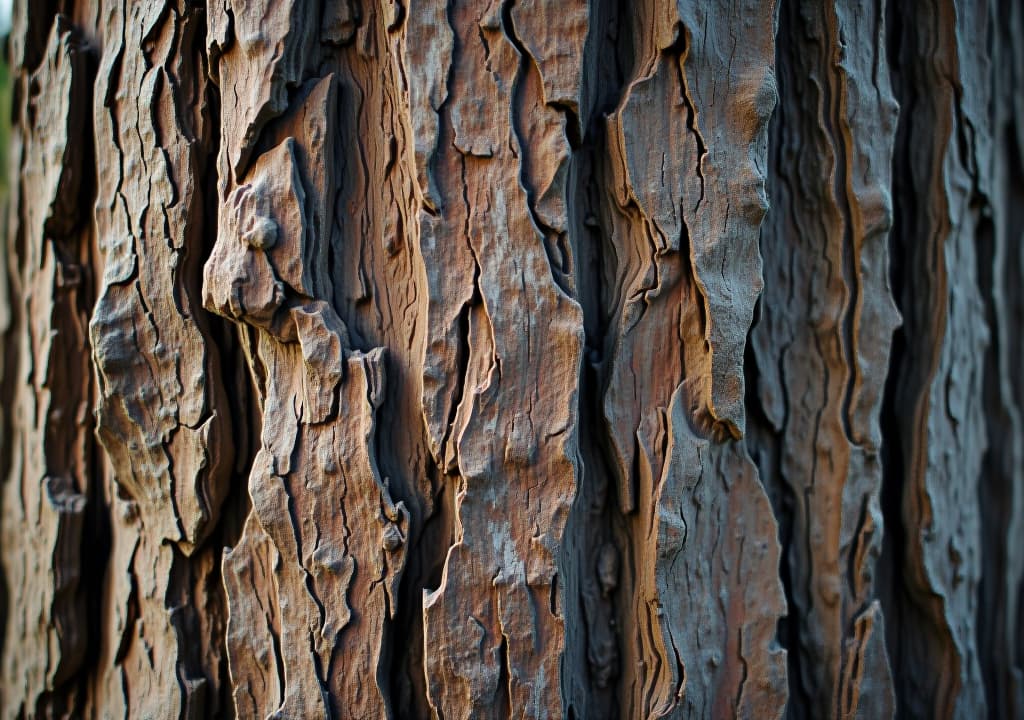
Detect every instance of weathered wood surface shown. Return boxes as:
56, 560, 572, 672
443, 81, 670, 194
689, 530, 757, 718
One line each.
748, 1, 900, 716
0, 0, 1021, 718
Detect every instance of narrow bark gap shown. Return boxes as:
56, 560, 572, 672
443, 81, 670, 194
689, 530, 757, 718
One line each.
0, 1, 1021, 717
976, 39, 1024, 716
561, 0, 637, 716
876, 233, 912, 718
378, 0, 465, 711
386, 461, 455, 715
744, 319, 804, 716
976, 209, 1004, 719
877, 0, 915, 706
70, 35, 106, 719
497, 631, 512, 717
173, 8, 250, 715
745, 1, 807, 714
880, 0, 992, 714
197, 29, 254, 717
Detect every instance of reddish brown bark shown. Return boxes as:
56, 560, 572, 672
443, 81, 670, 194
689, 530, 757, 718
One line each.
1, 1, 1022, 718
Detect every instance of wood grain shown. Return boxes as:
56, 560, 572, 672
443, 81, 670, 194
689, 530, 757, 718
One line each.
0, 1, 1021, 718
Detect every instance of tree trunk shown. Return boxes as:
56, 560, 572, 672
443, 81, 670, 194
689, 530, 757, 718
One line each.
0, 0, 1021, 717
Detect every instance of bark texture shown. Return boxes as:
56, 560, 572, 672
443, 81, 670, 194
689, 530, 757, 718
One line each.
0, 0, 1021, 718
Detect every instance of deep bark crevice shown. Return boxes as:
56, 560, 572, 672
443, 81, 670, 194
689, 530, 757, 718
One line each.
1, 1, 1021, 717
561, 0, 637, 714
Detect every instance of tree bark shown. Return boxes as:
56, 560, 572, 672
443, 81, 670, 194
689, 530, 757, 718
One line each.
0, 0, 1021, 718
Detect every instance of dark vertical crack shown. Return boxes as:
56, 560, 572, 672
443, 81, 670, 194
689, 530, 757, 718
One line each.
673, 33, 706, 216
560, 0, 637, 716
744, 321, 805, 716
877, 0, 910, 709
71, 35, 106, 719
975, 6, 1024, 709
877, 0, 963, 714
192, 8, 252, 715
743, 2, 807, 714
497, 632, 512, 717
975, 208, 1005, 720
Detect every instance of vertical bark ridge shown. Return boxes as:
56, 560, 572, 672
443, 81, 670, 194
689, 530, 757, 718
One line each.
407, 2, 587, 717
746, 0, 901, 717
591, 1, 788, 717
87, 1, 233, 715
1, 1, 1022, 718
322, 5, 439, 712
0, 14, 95, 717
205, 2, 410, 716
976, 0, 1024, 716
881, 0, 992, 716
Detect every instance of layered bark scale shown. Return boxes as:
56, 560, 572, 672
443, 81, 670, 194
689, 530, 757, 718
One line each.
0, 0, 1021, 718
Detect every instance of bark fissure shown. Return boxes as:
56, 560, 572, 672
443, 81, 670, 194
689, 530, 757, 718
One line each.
2, 1, 1022, 718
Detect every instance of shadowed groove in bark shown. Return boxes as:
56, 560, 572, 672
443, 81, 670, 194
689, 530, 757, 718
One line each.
749, 0, 909, 713
975, 1, 1024, 715
881, 0, 999, 716
877, 0, 912, 712
742, 15, 803, 702
381, 1, 461, 713
1, 12, 103, 716
197, 21, 258, 714
3, 0, 1024, 717
70, 34, 106, 718
561, 0, 636, 713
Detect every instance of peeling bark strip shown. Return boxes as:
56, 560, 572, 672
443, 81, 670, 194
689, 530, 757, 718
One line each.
2, 0, 1024, 718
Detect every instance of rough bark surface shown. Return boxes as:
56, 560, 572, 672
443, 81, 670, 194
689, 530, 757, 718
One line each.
0, 0, 1021, 718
